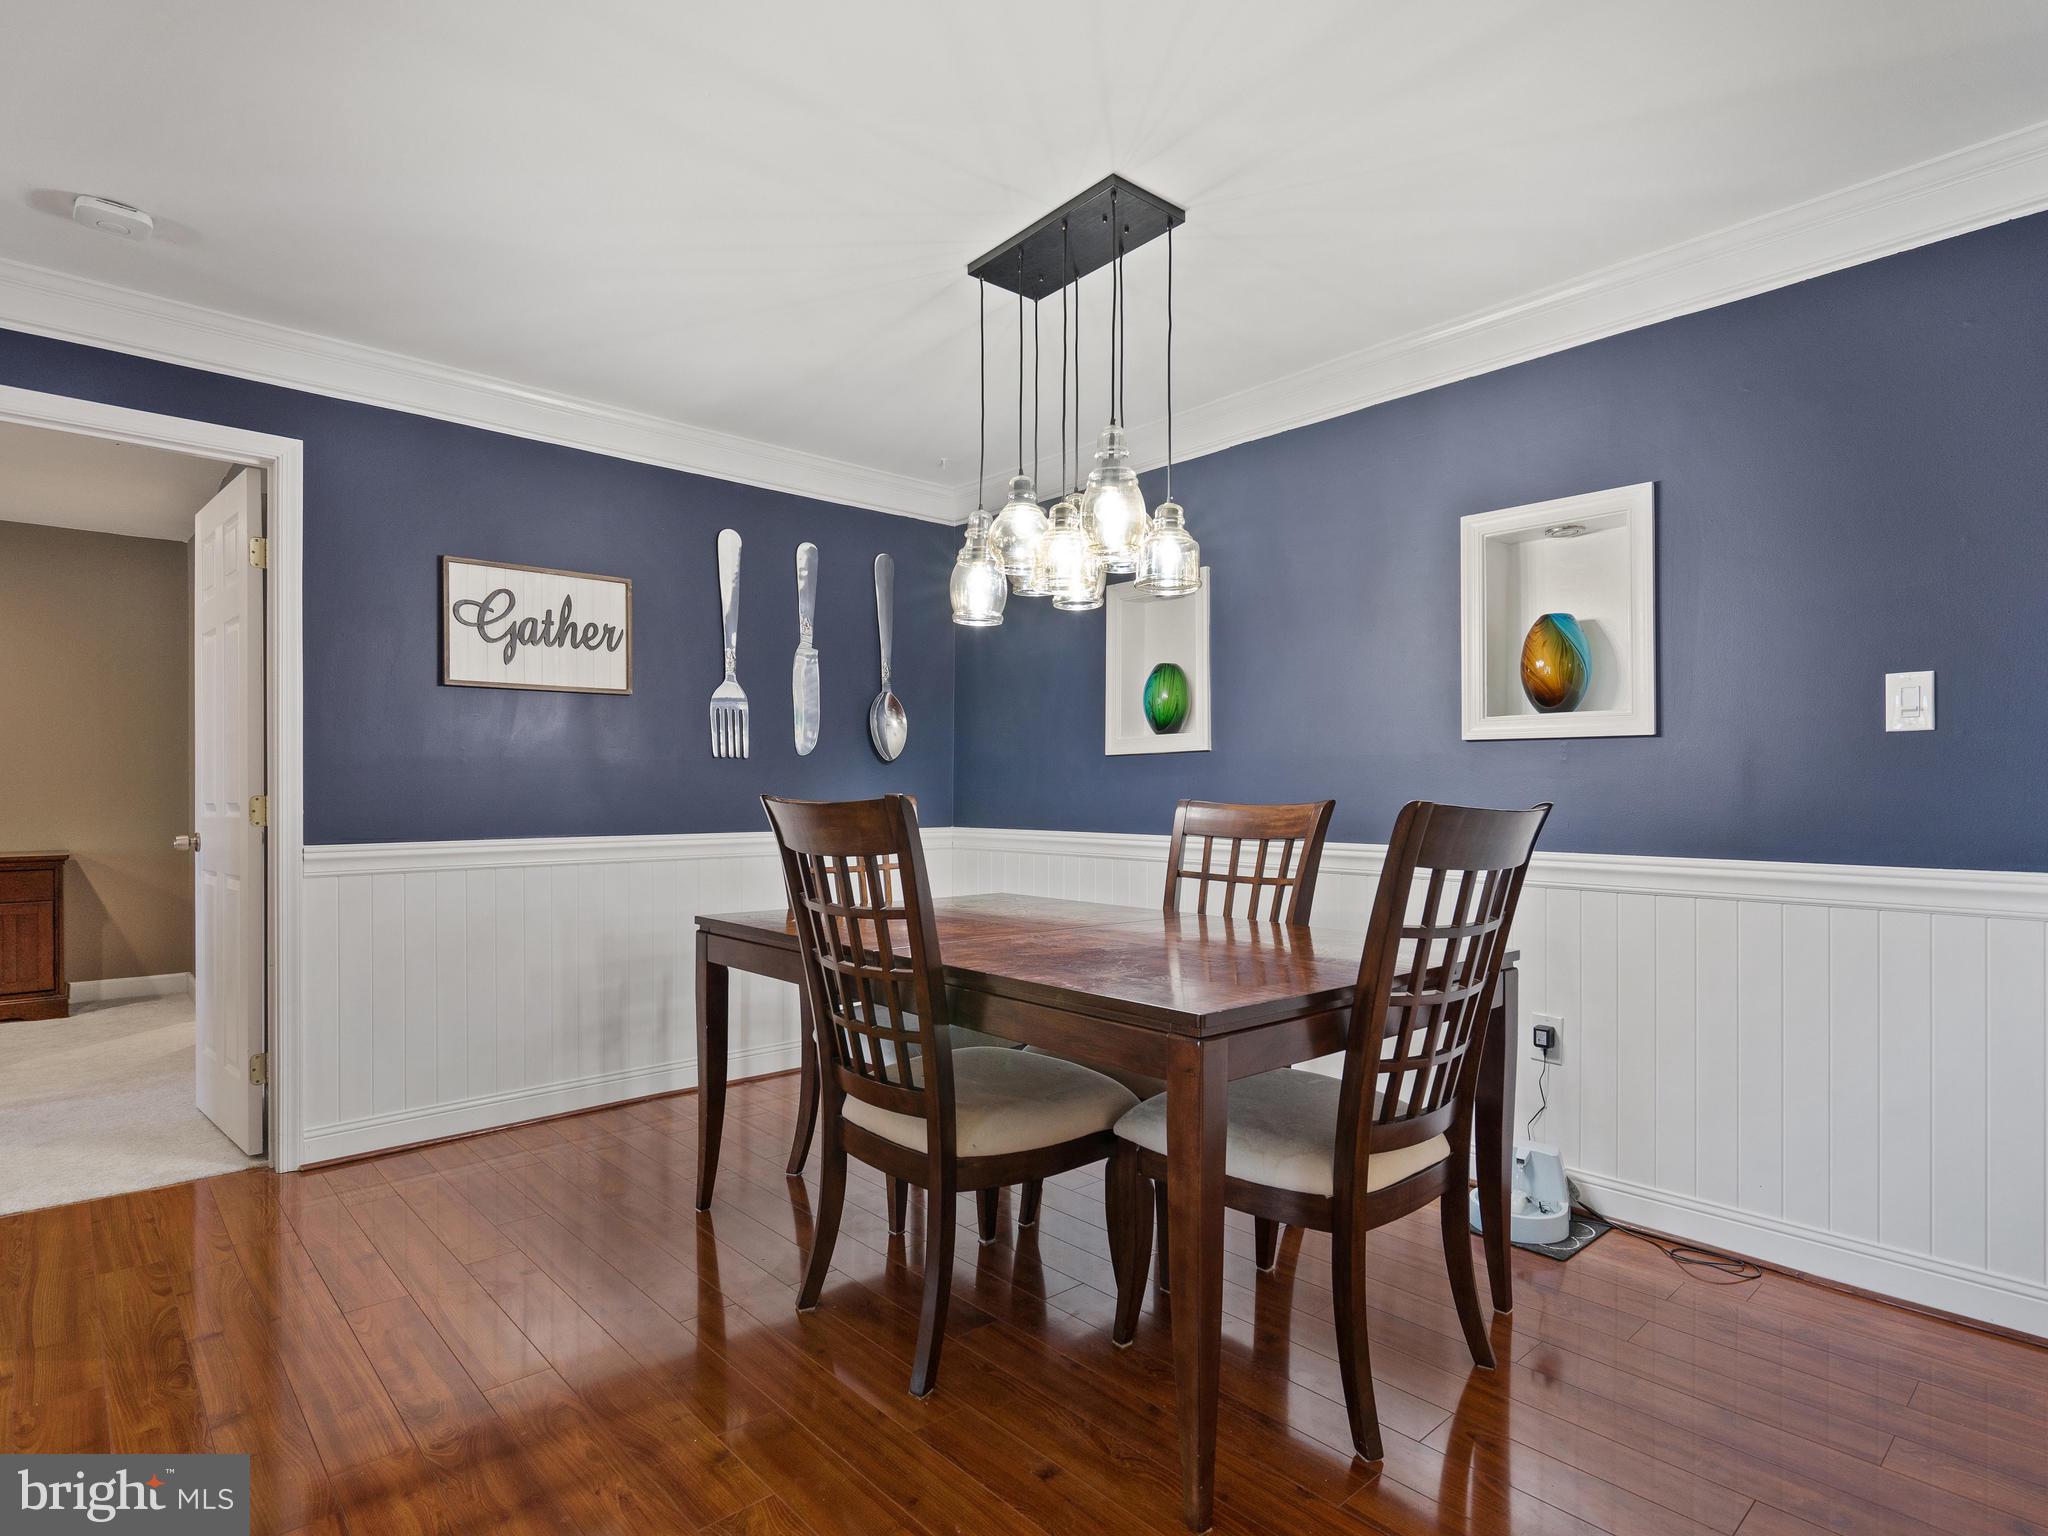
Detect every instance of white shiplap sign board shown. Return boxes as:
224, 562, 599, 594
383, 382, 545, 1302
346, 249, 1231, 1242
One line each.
442, 556, 632, 694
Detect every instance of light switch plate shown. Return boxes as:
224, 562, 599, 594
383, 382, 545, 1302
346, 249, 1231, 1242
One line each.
1885, 671, 1935, 732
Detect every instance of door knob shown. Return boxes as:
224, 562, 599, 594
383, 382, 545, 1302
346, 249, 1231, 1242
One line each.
174, 833, 201, 852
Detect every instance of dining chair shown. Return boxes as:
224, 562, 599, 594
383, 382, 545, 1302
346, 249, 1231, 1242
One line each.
781, 795, 1025, 1205
762, 793, 1140, 1397
1025, 797, 1335, 1258
1106, 799, 1550, 1461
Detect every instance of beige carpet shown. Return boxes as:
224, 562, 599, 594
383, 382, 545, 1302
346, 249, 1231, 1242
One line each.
0, 992, 261, 1215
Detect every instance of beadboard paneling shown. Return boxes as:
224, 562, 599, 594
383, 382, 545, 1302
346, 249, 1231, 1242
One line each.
298, 833, 830, 1162
944, 827, 2048, 1336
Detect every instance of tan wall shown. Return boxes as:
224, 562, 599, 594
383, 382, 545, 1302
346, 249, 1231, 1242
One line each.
0, 520, 192, 982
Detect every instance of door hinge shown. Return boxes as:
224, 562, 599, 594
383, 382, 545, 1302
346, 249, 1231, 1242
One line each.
248, 1052, 269, 1086
248, 794, 269, 828
248, 535, 269, 569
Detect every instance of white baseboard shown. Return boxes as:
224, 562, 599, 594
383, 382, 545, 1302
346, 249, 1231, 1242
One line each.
298, 1038, 802, 1165
70, 971, 194, 1004
1572, 1171, 2047, 1341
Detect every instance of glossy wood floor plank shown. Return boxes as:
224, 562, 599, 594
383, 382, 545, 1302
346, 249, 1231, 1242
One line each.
4, 1075, 2046, 1535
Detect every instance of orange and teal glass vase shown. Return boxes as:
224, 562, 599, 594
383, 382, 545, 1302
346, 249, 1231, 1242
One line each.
1520, 613, 1591, 712
1143, 662, 1190, 733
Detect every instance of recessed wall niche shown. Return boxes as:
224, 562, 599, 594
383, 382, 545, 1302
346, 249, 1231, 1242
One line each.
1459, 482, 1656, 740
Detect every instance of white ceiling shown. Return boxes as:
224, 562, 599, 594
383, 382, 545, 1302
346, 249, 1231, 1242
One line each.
3, 1, 2047, 518
0, 420, 229, 540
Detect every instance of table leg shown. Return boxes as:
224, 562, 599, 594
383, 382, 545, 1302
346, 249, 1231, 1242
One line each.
1476, 961, 1518, 1312
785, 999, 819, 1176
694, 930, 729, 1212
1166, 1036, 1228, 1532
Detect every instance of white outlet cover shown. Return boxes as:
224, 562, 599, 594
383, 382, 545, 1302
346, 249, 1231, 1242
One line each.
1885, 671, 1935, 732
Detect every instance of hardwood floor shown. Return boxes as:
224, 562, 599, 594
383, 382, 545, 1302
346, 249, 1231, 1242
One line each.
4, 1073, 2045, 1535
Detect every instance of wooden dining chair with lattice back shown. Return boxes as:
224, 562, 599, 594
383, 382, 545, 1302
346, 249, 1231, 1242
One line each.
780, 794, 1026, 1203
763, 793, 1141, 1397
1024, 798, 1335, 1265
1109, 799, 1550, 1461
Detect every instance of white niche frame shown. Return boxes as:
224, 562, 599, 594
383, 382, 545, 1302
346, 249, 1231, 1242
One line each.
1105, 569, 1212, 755
1460, 483, 1656, 741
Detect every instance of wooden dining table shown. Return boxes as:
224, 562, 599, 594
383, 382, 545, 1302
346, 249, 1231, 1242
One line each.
692, 893, 1520, 1532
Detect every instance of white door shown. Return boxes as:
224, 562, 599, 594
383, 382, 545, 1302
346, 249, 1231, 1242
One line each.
193, 469, 266, 1154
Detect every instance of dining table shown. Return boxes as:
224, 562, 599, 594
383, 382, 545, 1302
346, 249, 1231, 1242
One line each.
692, 893, 1521, 1532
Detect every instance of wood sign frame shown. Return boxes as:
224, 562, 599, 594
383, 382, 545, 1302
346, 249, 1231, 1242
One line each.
441, 555, 633, 694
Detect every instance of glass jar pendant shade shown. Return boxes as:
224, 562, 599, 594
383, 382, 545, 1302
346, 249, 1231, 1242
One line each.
1081, 425, 1148, 573
1134, 499, 1200, 597
949, 512, 1007, 627
988, 474, 1046, 581
1040, 497, 1097, 609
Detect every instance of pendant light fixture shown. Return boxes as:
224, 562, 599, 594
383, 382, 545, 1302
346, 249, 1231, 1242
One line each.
950, 278, 1007, 627
1135, 223, 1201, 598
956, 174, 1189, 620
1082, 188, 1150, 573
986, 268, 1047, 581
1045, 218, 1104, 611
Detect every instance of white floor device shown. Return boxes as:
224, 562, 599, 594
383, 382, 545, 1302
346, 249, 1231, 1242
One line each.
1469, 1140, 1571, 1246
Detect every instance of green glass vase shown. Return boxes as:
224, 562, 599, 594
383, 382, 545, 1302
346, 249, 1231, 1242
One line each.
1143, 662, 1190, 733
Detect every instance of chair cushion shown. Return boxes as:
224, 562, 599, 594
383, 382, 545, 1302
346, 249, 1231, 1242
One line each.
843, 1047, 1138, 1159
1113, 1069, 1449, 1198
1022, 1044, 1163, 1099
939, 1025, 1024, 1052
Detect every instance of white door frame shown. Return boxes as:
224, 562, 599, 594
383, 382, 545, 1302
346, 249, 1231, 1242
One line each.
0, 382, 308, 1170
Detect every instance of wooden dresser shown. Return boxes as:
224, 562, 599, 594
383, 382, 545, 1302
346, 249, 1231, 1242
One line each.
0, 853, 68, 1021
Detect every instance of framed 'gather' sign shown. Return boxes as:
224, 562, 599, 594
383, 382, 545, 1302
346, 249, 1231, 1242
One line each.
441, 556, 633, 694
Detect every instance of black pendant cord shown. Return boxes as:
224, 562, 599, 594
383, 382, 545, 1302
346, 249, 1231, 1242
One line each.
1015, 262, 1024, 479
1106, 189, 1119, 427
1115, 214, 1128, 428
1072, 216, 1082, 488
1165, 225, 1174, 503
1064, 221, 1081, 493
976, 277, 986, 514
1031, 298, 1041, 494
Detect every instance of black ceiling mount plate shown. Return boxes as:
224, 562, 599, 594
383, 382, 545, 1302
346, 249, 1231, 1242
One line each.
968, 174, 1185, 300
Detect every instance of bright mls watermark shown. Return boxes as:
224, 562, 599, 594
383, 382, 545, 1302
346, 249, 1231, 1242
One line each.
3, 1456, 249, 1533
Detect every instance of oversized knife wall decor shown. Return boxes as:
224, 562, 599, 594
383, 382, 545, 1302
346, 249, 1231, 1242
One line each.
792, 542, 820, 755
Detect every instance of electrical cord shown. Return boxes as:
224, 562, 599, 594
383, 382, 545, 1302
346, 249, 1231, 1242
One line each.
1588, 1212, 1764, 1284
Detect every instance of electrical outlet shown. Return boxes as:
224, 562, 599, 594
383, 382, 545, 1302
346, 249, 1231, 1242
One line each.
1530, 1013, 1563, 1061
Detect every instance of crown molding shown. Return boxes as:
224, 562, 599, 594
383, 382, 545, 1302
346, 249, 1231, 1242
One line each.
954, 118, 2048, 503
0, 258, 960, 523
8, 119, 2046, 529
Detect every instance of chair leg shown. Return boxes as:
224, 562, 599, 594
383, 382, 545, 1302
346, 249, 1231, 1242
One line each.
1019, 1178, 1042, 1228
785, 1014, 820, 1176
910, 1170, 957, 1397
975, 1188, 1000, 1244
1440, 1184, 1496, 1369
887, 1177, 909, 1235
1153, 1180, 1171, 1292
798, 1121, 845, 1313
1111, 1146, 1150, 1347
1254, 1217, 1281, 1271
1330, 1213, 1383, 1461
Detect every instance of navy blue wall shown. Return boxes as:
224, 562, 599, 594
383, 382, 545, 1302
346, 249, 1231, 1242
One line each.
956, 211, 2048, 871
0, 330, 957, 843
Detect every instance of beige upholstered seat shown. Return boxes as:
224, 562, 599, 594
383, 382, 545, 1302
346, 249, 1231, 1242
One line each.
1114, 1069, 1449, 1198
843, 1047, 1138, 1159
1021, 1044, 1161, 1099
937, 1025, 1024, 1053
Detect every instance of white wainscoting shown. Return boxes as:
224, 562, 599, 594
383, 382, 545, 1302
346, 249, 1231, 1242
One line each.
298, 832, 848, 1164
944, 827, 2048, 1338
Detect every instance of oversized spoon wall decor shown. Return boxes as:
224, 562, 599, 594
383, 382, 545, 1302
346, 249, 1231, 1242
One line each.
868, 553, 908, 762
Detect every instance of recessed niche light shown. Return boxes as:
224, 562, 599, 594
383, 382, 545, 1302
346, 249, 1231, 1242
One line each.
1543, 522, 1588, 538
72, 194, 154, 241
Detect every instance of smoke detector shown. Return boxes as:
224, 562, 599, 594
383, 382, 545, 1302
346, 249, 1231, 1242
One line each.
72, 195, 154, 241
